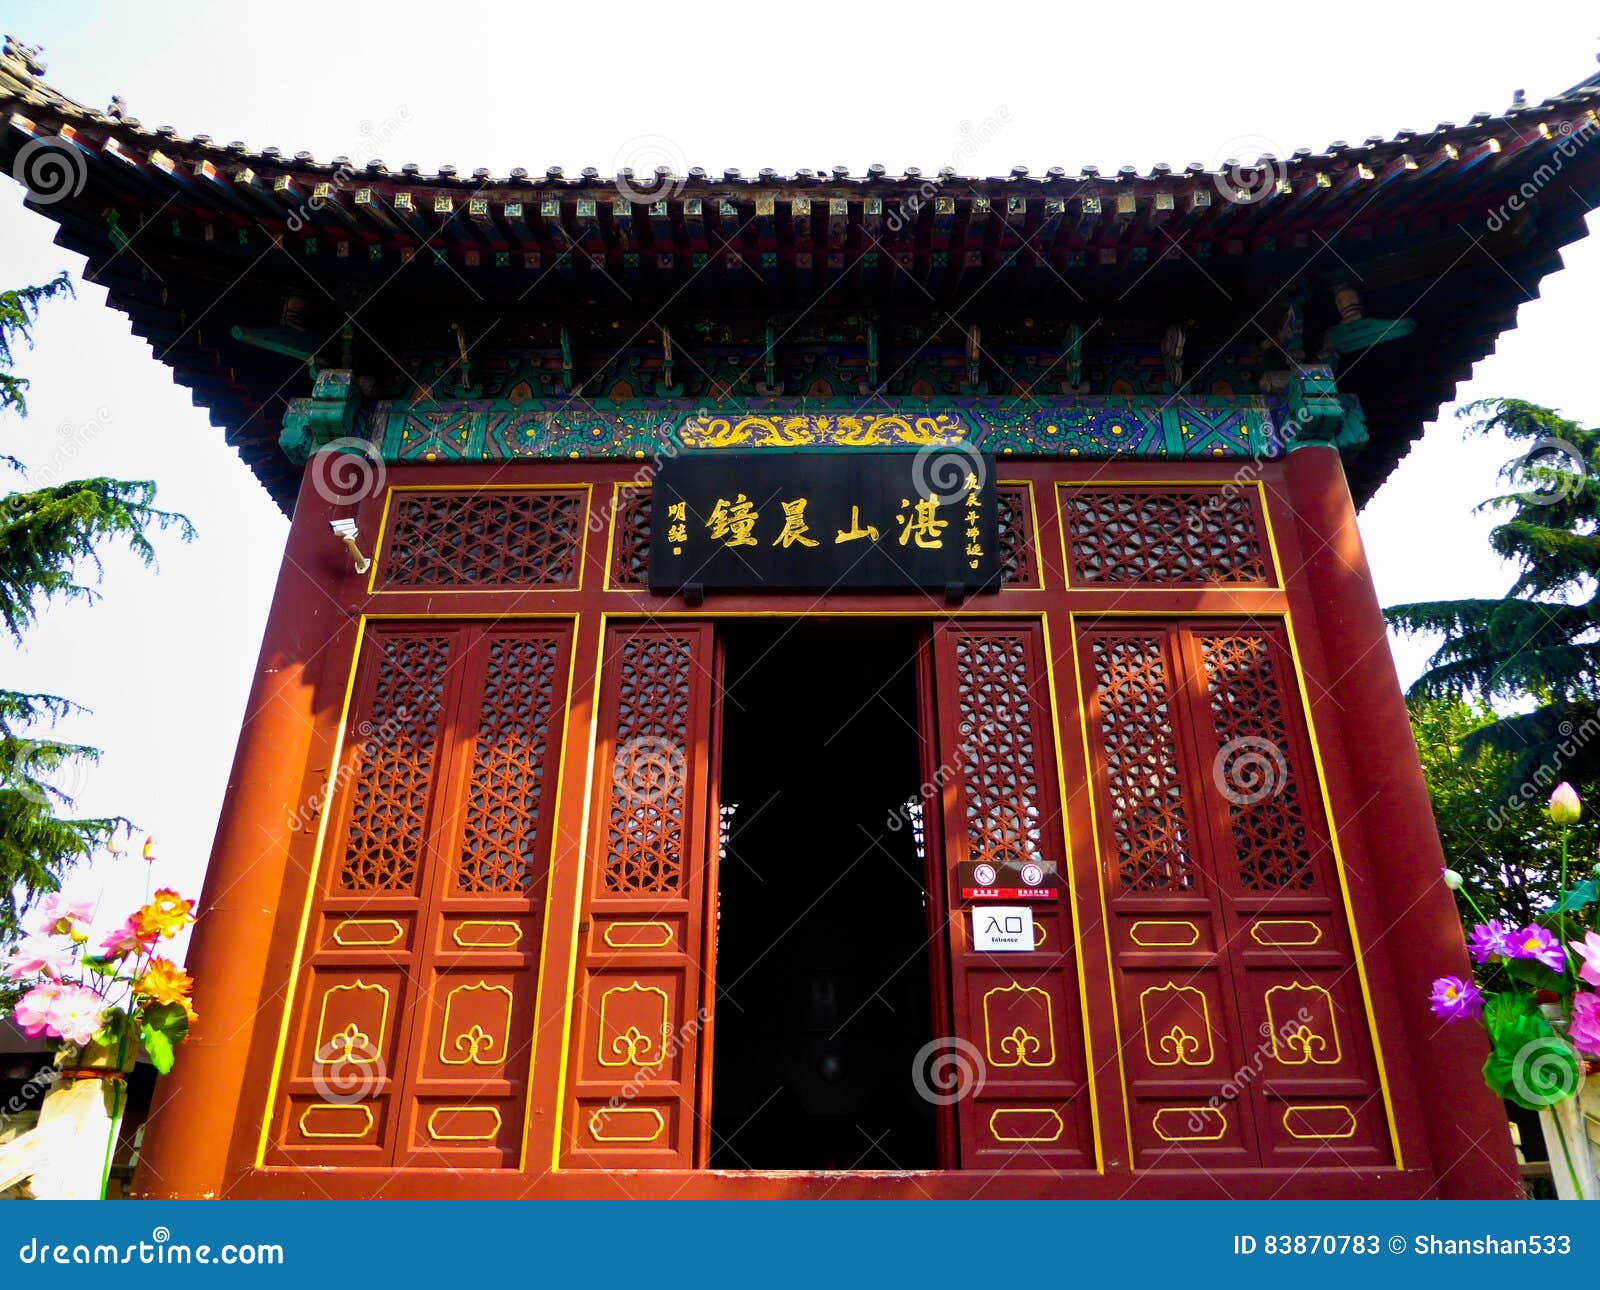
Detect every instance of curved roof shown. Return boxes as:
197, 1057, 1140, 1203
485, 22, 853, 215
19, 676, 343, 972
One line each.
5, 34, 1600, 509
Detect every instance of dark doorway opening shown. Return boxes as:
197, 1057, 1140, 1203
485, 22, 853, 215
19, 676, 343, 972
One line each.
709, 622, 939, 1170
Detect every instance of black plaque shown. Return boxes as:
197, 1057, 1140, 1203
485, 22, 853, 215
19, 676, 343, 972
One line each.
649, 450, 999, 593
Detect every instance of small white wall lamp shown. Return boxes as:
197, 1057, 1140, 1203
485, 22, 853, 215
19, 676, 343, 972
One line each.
329, 518, 372, 574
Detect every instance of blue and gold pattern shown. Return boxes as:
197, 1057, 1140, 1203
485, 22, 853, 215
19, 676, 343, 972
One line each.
378, 396, 1291, 463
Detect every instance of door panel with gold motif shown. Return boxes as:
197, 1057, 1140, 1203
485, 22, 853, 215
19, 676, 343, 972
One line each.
561, 622, 717, 1168
930, 621, 1095, 1170
269, 620, 573, 1168
1078, 619, 1391, 1169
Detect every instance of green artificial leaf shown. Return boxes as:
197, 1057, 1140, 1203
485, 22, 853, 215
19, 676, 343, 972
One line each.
1483, 1012, 1582, 1109
1482, 988, 1540, 1043
1556, 879, 1599, 913
80, 955, 119, 978
1504, 957, 1567, 992
138, 1022, 173, 1074
138, 1001, 191, 1076
96, 1006, 128, 1041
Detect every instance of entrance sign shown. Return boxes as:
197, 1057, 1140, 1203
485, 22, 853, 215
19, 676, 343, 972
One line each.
973, 906, 1034, 952
650, 450, 999, 593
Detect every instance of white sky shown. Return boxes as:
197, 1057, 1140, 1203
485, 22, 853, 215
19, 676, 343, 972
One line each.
2, 1, 1598, 927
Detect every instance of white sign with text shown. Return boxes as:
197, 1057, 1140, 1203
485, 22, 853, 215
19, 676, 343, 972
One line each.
972, 905, 1034, 953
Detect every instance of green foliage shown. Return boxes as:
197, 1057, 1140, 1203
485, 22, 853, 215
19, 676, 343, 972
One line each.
1387, 399, 1600, 792
0, 273, 72, 422
1, 476, 194, 637
1408, 697, 1595, 929
0, 277, 194, 941
138, 1001, 191, 1075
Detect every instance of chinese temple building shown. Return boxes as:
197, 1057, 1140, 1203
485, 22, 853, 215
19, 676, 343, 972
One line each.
6, 36, 1599, 1199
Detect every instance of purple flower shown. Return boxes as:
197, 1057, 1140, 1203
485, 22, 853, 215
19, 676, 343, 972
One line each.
1468, 920, 1515, 964
1430, 975, 1484, 1022
1569, 992, 1600, 1059
1511, 924, 1569, 974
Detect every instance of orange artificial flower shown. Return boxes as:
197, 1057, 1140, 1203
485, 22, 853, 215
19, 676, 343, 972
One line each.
134, 888, 195, 940
136, 956, 198, 1023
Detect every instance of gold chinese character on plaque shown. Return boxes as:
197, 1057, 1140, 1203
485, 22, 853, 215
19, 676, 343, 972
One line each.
772, 497, 819, 548
896, 496, 948, 549
834, 505, 881, 544
707, 494, 760, 547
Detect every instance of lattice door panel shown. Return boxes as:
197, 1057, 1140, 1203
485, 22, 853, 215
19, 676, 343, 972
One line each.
561, 623, 716, 1168
270, 620, 574, 1170
1077, 619, 1391, 1170
929, 622, 1094, 1170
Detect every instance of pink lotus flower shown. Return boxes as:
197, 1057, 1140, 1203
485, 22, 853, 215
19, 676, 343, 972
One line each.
1511, 924, 1569, 974
26, 891, 96, 939
13, 981, 67, 1037
96, 915, 157, 960
3, 934, 75, 981
44, 985, 106, 1047
1468, 920, 1515, 964
13, 981, 104, 1046
1430, 975, 1484, 1021
1569, 992, 1600, 1058
1571, 930, 1600, 988
1550, 782, 1583, 826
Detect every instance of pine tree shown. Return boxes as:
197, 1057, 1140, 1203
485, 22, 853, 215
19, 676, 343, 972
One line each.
1387, 398, 1600, 793
0, 273, 194, 941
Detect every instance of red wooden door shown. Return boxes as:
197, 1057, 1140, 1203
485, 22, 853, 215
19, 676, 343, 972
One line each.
928, 621, 1095, 1169
268, 619, 573, 1168
1078, 618, 1392, 1168
561, 622, 717, 1168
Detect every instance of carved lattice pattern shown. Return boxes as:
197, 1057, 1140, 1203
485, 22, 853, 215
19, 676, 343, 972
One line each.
995, 485, 1036, 587
337, 633, 452, 892
1062, 488, 1269, 586
605, 633, 692, 893
378, 489, 586, 589
609, 488, 651, 588
1200, 632, 1317, 891
455, 634, 562, 893
1089, 634, 1195, 892
953, 632, 1043, 866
